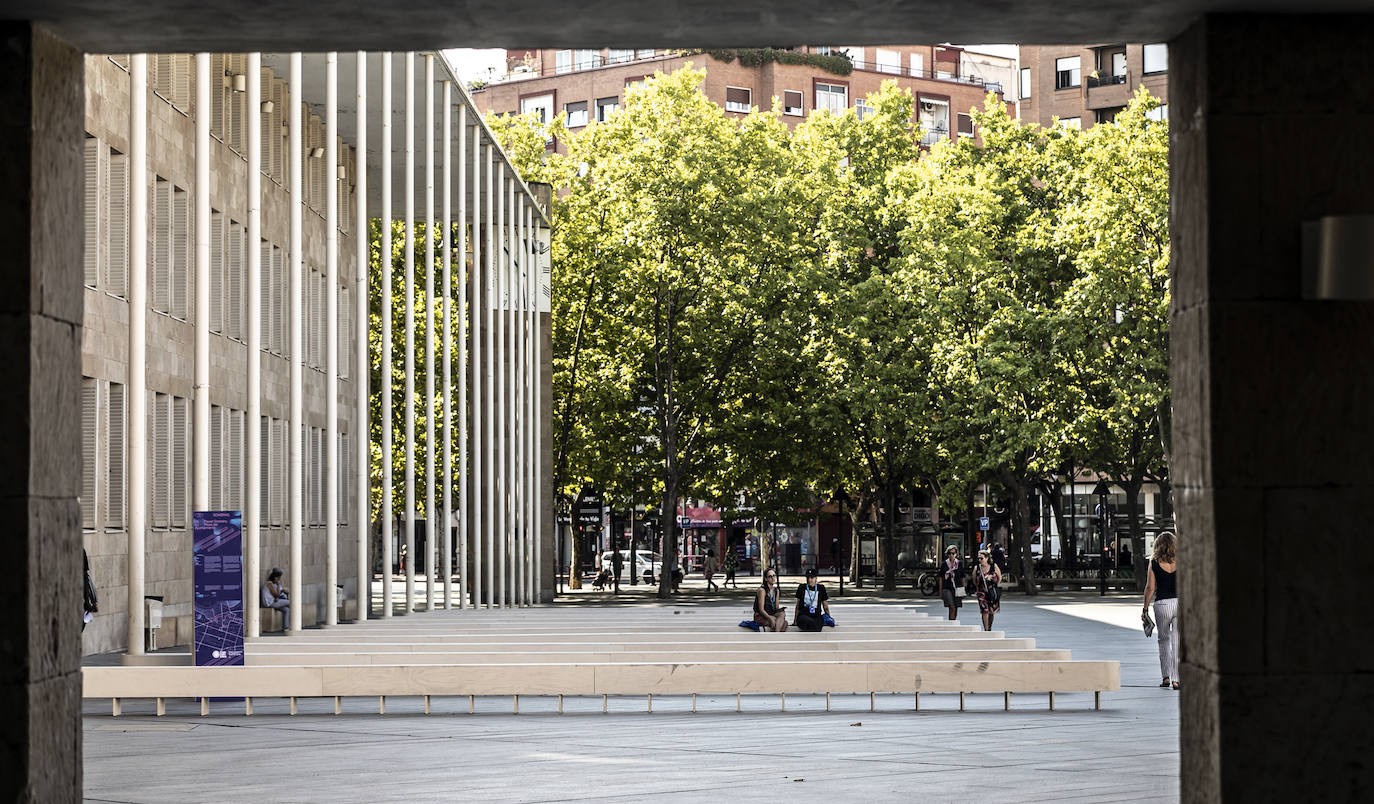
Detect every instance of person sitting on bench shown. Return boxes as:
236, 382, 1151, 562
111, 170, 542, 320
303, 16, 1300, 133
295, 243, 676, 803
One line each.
261, 567, 290, 632
793, 567, 832, 632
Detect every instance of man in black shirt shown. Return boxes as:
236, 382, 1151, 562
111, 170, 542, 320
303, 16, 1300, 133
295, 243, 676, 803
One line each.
794, 568, 832, 632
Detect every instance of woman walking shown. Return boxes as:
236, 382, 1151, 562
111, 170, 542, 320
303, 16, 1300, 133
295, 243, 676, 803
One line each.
938, 546, 966, 621
973, 549, 1002, 631
1143, 532, 1179, 690
754, 567, 788, 632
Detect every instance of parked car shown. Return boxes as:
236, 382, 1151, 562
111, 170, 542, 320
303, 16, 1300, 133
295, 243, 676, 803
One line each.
599, 550, 661, 580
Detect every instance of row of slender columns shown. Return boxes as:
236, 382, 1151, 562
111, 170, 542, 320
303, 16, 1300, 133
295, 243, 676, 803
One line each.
122, 51, 544, 647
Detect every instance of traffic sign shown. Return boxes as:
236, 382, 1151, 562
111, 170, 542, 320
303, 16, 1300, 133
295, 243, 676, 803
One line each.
979, 516, 990, 531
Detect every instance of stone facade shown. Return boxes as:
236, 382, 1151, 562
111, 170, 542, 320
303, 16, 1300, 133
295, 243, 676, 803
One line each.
80, 54, 362, 655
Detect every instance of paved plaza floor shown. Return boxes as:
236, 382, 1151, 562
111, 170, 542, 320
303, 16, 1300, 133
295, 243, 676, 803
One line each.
82, 592, 1179, 803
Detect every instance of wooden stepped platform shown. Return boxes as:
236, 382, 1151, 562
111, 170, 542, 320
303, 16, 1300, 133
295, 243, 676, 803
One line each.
83, 604, 1119, 715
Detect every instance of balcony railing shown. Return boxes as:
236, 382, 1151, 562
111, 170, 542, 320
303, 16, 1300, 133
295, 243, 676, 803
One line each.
919, 125, 950, 147
1086, 73, 1128, 88
848, 59, 1002, 93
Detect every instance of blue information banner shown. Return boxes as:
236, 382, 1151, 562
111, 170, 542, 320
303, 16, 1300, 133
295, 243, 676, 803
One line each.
193, 510, 244, 667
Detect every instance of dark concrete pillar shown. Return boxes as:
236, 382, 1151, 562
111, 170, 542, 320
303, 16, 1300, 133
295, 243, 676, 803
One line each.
0, 22, 84, 801
1171, 15, 1374, 801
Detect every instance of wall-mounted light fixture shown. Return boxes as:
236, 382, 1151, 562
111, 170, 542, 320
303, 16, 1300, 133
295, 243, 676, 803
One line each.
1303, 214, 1374, 300
232, 73, 246, 93
309, 146, 325, 159
260, 100, 274, 114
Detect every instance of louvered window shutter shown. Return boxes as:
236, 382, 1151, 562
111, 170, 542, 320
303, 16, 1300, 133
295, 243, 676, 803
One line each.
84, 138, 101, 287
228, 410, 243, 510
210, 212, 224, 332
172, 188, 189, 318
172, 54, 192, 112
153, 54, 172, 98
227, 56, 244, 153
152, 392, 169, 528
340, 286, 350, 379
259, 68, 274, 175
339, 432, 350, 525
210, 404, 222, 511
228, 224, 244, 339
271, 420, 283, 526
81, 380, 98, 529
259, 416, 271, 524
210, 55, 225, 141
106, 151, 128, 297
106, 383, 125, 528
153, 180, 170, 312
172, 397, 187, 527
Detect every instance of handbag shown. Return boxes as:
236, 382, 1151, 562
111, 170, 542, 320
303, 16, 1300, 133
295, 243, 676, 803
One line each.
986, 583, 1000, 605
1142, 609, 1155, 637
954, 586, 966, 598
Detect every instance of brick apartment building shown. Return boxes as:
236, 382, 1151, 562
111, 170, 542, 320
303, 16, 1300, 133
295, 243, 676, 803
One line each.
472, 46, 1013, 146
1016, 43, 1169, 129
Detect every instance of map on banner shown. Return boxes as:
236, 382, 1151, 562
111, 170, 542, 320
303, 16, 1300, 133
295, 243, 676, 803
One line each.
193, 510, 245, 667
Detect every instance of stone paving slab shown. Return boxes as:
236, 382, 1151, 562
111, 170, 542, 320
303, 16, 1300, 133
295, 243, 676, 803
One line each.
83, 593, 1178, 803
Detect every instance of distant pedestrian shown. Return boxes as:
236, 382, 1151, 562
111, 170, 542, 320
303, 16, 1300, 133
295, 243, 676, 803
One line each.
724, 549, 739, 588
1143, 533, 1178, 690
973, 550, 1001, 631
938, 546, 966, 621
990, 542, 1007, 574
612, 549, 624, 595
753, 568, 787, 632
398, 543, 407, 576
703, 549, 719, 591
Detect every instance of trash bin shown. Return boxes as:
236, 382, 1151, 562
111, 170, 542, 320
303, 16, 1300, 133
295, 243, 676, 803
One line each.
144, 595, 164, 650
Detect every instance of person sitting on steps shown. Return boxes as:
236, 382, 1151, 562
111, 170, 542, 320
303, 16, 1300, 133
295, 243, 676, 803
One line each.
753, 568, 787, 632
793, 567, 832, 632
261, 567, 290, 632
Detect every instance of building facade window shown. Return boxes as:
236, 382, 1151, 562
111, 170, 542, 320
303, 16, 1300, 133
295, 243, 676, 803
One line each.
1055, 56, 1081, 89
1019, 67, 1032, 99
1146, 104, 1169, 122
841, 47, 864, 66
957, 112, 974, 137
520, 93, 553, 124
854, 98, 874, 120
815, 82, 848, 114
1058, 116, 1082, 129
1143, 43, 1168, 74
555, 50, 572, 74
608, 49, 633, 64
725, 86, 752, 113
106, 382, 125, 529
595, 96, 619, 122
783, 90, 803, 116
573, 49, 600, 70
919, 97, 950, 145
564, 100, 588, 127
875, 49, 901, 75
911, 53, 924, 77
636, 48, 654, 59
81, 378, 98, 529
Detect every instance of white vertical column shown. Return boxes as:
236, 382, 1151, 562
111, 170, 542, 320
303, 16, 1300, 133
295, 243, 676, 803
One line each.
423, 53, 436, 612
533, 209, 544, 601
193, 52, 211, 514
245, 52, 263, 637
288, 52, 304, 631
127, 53, 149, 656
469, 125, 483, 609
496, 164, 507, 608
325, 52, 340, 627
456, 105, 468, 609
508, 176, 518, 606
511, 185, 519, 604
524, 200, 534, 607
354, 52, 370, 621
483, 143, 495, 609
403, 51, 416, 614
380, 52, 394, 618
441, 80, 454, 609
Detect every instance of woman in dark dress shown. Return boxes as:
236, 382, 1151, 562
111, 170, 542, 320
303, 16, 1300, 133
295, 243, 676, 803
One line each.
938, 546, 966, 620
973, 549, 1002, 631
753, 568, 787, 632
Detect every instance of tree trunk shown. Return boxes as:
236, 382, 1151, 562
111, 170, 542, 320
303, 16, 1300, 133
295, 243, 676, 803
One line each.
657, 483, 679, 599
1124, 478, 1146, 592
1002, 472, 1037, 596
882, 479, 898, 591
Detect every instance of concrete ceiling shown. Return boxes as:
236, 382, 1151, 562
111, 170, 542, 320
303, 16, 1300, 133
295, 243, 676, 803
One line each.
7, 0, 1374, 53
